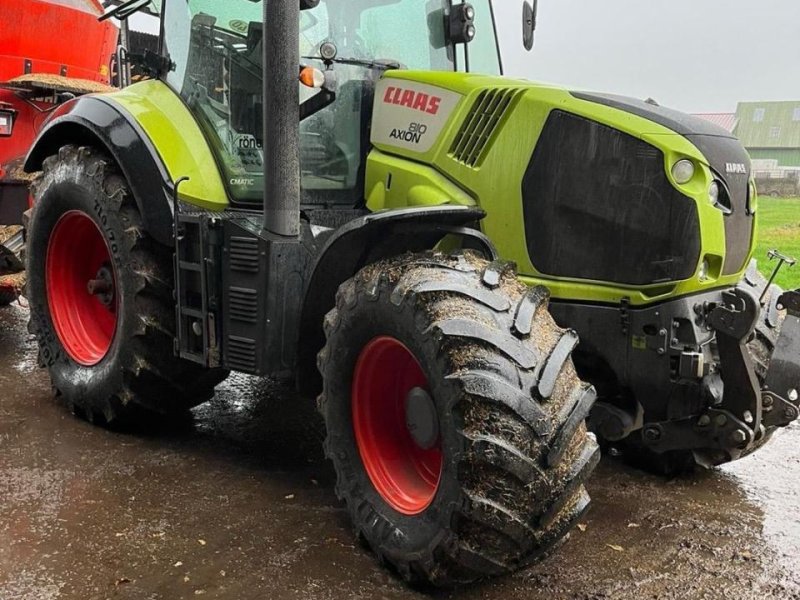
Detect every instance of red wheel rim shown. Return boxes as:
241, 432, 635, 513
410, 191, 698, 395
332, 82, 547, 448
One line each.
352, 336, 443, 515
45, 210, 118, 366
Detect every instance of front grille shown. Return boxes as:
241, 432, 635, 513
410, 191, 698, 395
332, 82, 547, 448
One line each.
522, 111, 701, 286
449, 88, 522, 168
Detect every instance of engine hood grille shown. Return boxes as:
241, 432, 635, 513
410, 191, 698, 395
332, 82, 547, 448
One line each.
522, 111, 702, 286
449, 87, 523, 168
570, 91, 754, 276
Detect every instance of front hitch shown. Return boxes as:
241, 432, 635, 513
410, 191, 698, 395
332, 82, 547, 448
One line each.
642, 288, 763, 458
641, 287, 800, 461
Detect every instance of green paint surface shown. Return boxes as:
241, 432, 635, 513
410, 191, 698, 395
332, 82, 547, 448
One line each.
103, 80, 228, 210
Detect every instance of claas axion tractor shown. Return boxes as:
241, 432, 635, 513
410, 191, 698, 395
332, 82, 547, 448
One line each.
21, 0, 800, 585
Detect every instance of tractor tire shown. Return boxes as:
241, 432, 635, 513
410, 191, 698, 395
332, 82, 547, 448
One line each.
26, 145, 226, 426
318, 251, 599, 585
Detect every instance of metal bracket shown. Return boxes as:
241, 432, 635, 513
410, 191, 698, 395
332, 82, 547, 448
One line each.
619, 297, 631, 335
708, 288, 758, 340
763, 296, 800, 417
762, 392, 799, 428
707, 288, 763, 427
641, 408, 754, 455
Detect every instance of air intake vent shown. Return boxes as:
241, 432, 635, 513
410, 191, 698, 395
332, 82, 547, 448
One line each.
229, 236, 259, 273
449, 88, 521, 168
227, 335, 257, 373
229, 287, 258, 323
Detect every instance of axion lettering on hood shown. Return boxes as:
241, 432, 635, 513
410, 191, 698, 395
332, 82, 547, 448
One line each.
371, 79, 463, 154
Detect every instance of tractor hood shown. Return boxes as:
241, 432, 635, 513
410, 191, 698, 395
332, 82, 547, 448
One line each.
365, 71, 757, 305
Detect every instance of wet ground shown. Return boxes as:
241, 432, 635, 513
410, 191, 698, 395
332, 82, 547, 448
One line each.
1, 303, 800, 600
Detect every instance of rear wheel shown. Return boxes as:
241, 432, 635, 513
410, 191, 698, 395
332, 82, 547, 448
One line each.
26, 145, 226, 425
318, 251, 599, 585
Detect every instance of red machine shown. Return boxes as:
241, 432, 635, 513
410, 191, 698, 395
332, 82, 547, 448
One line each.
0, 0, 118, 303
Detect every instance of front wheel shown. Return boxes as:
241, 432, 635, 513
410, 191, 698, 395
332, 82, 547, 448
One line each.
26, 145, 226, 426
318, 252, 599, 585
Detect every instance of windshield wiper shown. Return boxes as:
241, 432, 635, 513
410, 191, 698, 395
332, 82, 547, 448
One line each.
301, 56, 402, 71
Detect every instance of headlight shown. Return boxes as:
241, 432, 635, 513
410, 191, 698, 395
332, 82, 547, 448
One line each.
708, 181, 720, 206
672, 159, 695, 184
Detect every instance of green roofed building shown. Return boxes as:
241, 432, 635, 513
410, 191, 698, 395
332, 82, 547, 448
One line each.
735, 101, 800, 169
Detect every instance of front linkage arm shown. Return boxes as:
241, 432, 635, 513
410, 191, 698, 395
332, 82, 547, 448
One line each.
707, 288, 763, 431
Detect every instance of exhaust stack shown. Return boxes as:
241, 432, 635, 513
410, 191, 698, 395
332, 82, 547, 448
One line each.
262, 0, 301, 237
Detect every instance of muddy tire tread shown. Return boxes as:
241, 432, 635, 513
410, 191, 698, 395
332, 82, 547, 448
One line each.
317, 251, 598, 585
27, 145, 226, 425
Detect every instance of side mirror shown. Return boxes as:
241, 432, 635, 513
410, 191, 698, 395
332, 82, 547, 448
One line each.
523, 0, 538, 51
300, 0, 320, 10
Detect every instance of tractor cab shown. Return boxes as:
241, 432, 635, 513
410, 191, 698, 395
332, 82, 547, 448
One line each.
149, 0, 501, 206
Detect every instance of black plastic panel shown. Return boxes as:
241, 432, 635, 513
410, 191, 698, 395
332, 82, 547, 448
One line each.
685, 135, 754, 275
571, 91, 735, 138
522, 111, 701, 286
572, 92, 755, 277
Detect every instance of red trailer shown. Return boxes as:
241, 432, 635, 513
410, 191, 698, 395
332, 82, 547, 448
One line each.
0, 0, 118, 303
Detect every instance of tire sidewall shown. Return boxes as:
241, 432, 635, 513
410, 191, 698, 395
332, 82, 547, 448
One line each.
323, 287, 465, 558
28, 158, 132, 411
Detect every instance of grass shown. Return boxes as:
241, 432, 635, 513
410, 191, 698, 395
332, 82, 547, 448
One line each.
753, 197, 800, 290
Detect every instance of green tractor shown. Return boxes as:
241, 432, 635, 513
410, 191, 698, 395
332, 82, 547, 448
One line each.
22, 0, 800, 585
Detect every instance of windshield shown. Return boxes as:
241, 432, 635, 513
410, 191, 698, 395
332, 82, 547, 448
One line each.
161, 0, 501, 206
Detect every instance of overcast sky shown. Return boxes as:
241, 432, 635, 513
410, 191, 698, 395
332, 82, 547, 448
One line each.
495, 0, 800, 113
